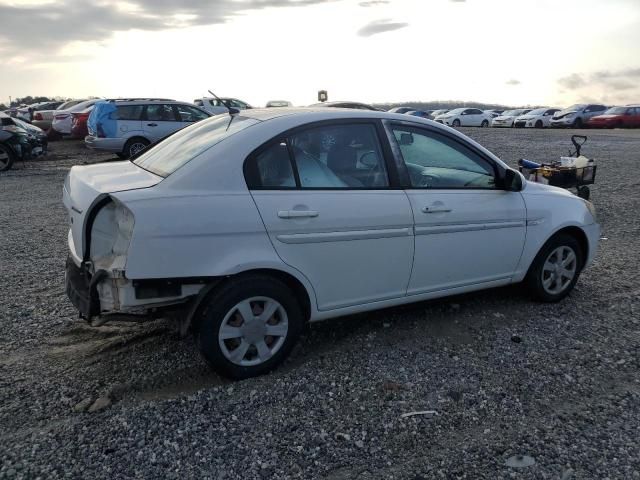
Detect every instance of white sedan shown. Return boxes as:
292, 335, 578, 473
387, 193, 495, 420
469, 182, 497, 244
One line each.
514, 108, 560, 128
63, 108, 600, 379
491, 109, 532, 127
434, 108, 492, 127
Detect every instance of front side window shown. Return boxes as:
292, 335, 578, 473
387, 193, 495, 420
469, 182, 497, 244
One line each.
391, 126, 496, 189
289, 123, 389, 188
175, 104, 209, 122
146, 104, 176, 121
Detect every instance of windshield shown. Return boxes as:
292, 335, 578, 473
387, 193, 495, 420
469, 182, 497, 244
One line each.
502, 110, 522, 116
604, 106, 627, 114
527, 108, 546, 115
447, 108, 465, 115
134, 115, 259, 177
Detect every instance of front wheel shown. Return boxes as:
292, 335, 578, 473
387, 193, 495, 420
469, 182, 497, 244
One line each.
573, 118, 583, 129
525, 233, 583, 302
452, 119, 461, 127
481, 120, 489, 128
194, 275, 304, 379
535, 120, 543, 129
0, 144, 16, 172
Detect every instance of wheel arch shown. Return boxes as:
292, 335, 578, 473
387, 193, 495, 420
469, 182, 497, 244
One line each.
524, 225, 590, 277
184, 266, 315, 334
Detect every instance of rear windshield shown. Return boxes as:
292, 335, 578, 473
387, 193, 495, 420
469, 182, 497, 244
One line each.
134, 115, 259, 177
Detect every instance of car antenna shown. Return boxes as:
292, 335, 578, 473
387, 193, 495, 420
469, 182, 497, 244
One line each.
208, 90, 239, 115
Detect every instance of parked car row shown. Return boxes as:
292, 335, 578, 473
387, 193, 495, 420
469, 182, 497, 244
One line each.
387, 103, 640, 129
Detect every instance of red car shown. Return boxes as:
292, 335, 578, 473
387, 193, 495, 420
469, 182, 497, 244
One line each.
587, 105, 640, 128
70, 107, 93, 139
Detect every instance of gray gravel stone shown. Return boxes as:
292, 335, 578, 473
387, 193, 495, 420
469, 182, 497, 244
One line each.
1, 132, 639, 479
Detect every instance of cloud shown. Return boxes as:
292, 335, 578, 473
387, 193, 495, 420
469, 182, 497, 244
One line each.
505, 79, 521, 86
359, 0, 389, 6
0, 0, 336, 61
558, 73, 586, 89
558, 67, 640, 90
357, 19, 409, 37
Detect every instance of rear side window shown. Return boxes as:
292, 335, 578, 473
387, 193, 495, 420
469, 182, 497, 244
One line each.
245, 142, 296, 188
112, 105, 143, 120
245, 123, 389, 189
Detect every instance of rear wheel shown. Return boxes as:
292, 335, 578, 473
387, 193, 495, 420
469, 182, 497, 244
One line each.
194, 274, 304, 379
0, 144, 16, 172
526, 233, 583, 302
123, 137, 150, 159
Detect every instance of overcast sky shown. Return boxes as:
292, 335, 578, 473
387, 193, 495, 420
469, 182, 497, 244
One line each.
1, 0, 639, 107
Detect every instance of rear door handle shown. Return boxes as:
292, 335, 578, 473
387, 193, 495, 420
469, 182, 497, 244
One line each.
278, 210, 319, 219
422, 206, 452, 214
147, 123, 158, 127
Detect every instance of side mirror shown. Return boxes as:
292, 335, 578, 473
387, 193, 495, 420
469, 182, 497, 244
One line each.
399, 133, 414, 145
503, 169, 523, 191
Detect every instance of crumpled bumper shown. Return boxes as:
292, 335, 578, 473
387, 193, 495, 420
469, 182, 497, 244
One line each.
65, 256, 107, 319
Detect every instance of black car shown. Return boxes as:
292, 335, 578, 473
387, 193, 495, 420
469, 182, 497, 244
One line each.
13, 118, 48, 157
0, 112, 30, 171
309, 101, 383, 111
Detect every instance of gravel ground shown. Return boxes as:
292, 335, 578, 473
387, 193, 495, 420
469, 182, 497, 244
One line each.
1, 128, 639, 479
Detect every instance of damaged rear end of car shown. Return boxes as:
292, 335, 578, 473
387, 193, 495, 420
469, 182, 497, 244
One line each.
63, 161, 164, 320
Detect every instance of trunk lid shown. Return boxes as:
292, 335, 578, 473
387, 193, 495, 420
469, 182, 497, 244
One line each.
63, 161, 162, 259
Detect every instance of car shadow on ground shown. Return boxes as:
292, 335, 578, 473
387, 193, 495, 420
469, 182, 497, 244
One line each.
45, 283, 533, 406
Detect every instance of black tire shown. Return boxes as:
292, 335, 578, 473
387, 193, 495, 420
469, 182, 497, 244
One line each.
194, 274, 304, 379
525, 233, 583, 302
535, 120, 543, 129
481, 120, 489, 128
452, 119, 461, 127
116, 152, 128, 159
577, 186, 590, 200
573, 118, 583, 129
0, 143, 16, 172
123, 137, 150, 159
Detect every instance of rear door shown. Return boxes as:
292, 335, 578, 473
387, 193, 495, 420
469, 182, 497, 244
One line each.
142, 104, 182, 142
387, 122, 526, 294
112, 104, 144, 138
246, 120, 415, 311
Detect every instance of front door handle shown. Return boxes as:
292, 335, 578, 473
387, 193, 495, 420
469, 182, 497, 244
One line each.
278, 210, 319, 219
147, 123, 158, 127
422, 206, 452, 214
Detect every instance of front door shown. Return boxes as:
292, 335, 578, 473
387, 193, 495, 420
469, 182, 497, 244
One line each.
388, 123, 526, 295
246, 121, 414, 311
142, 104, 181, 142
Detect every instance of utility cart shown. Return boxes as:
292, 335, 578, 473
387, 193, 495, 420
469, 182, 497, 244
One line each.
518, 135, 596, 200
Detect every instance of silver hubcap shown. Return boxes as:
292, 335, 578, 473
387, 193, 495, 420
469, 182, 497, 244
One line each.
129, 143, 146, 156
218, 297, 288, 366
542, 246, 577, 295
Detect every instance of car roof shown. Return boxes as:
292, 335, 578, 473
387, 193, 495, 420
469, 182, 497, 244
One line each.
105, 98, 176, 104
